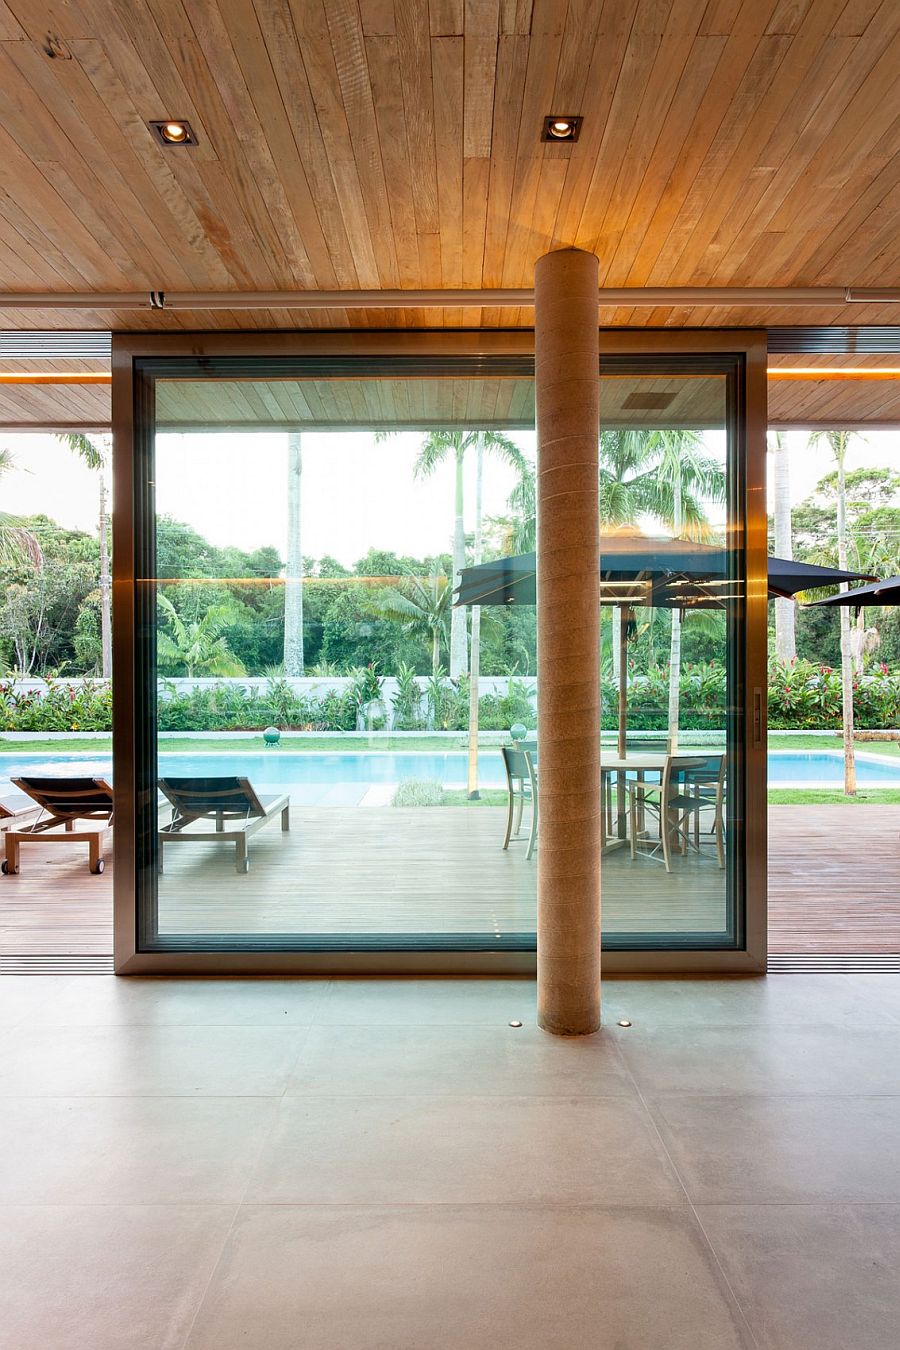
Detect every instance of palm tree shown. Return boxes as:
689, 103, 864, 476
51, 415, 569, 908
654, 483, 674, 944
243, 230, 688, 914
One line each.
648, 429, 726, 751
370, 569, 451, 676
0, 449, 42, 567
284, 431, 305, 676
156, 594, 245, 678
411, 429, 530, 677
57, 433, 111, 677
502, 427, 723, 546
502, 429, 725, 748
769, 431, 796, 662
809, 430, 859, 795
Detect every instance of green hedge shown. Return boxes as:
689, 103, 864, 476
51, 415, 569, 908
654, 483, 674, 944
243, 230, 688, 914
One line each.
2, 661, 899, 734
767, 658, 900, 730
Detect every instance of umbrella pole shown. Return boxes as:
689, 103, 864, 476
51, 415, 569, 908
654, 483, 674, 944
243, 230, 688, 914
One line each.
616, 607, 629, 841
466, 444, 484, 799
617, 608, 628, 759
466, 606, 481, 799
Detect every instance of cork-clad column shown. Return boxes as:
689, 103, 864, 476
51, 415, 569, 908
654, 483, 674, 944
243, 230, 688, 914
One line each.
535, 247, 601, 1035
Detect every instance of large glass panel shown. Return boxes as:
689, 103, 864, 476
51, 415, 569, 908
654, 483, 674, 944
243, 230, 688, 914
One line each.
131, 351, 747, 956
135, 357, 539, 951
597, 359, 743, 948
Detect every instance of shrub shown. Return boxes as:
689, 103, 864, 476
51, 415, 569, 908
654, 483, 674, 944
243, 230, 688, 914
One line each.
477, 676, 537, 730
392, 779, 444, 807
0, 677, 112, 731
768, 658, 900, 730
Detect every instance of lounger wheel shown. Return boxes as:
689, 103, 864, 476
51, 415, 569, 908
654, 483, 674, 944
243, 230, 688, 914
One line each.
0, 859, 14, 875
90, 859, 105, 875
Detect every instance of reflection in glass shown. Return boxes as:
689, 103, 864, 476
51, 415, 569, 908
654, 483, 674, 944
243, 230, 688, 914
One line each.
134, 359, 744, 954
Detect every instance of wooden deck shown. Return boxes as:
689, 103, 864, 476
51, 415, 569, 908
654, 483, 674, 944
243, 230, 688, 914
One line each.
0, 805, 897, 958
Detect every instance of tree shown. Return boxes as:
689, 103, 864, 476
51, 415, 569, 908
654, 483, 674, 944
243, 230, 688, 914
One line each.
769, 431, 796, 661
809, 431, 860, 795
0, 517, 96, 673
156, 594, 245, 678
496, 428, 725, 745
370, 569, 452, 676
410, 429, 530, 677
284, 431, 305, 675
0, 449, 42, 568
602, 429, 726, 750
57, 433, 112, 677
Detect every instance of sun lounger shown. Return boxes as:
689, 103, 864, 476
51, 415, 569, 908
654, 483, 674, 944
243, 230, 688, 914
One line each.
0, 794, 41, 831
2, 776, 114, 875
157, 776, 290, 874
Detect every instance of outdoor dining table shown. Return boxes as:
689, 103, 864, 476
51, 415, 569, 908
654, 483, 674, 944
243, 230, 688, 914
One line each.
600, 751, 708, 853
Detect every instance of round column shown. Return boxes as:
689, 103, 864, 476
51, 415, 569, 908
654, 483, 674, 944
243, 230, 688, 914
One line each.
534, 247, 601, 1035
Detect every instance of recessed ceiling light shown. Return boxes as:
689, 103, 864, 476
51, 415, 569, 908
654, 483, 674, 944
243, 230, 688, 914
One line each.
149, 119, 198, 147
542, 115, 581, 142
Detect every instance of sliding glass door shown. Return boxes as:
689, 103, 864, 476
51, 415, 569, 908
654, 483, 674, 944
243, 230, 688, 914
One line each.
131, 355, 539, 953
597, 355, 749, 951
115, 334, 764, 969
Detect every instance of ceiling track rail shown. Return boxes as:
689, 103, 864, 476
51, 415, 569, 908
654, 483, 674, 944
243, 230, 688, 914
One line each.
0, 286, 899, 312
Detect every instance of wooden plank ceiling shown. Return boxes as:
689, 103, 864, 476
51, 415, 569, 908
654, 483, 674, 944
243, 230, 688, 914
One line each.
0, 0, 898, 334
152, 372, 726, 428
4, 356, 900, 429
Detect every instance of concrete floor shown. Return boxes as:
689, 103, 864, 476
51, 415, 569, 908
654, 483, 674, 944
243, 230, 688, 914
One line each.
1, 975, 899, 1349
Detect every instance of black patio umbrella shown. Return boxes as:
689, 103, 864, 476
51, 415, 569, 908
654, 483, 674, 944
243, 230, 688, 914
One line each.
454, 537, 877, 758
807, 576, 900, 610
454, 548, 875, 609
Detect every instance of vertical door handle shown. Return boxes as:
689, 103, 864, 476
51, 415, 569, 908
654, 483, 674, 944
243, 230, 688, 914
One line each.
753, 687, 764, 749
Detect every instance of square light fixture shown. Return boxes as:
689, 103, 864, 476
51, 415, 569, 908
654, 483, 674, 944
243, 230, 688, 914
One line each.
148, 119, 198, 147
542, 115, 582, 143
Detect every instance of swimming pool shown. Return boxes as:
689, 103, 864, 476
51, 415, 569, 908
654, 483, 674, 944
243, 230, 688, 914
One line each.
1, 747, 898, 802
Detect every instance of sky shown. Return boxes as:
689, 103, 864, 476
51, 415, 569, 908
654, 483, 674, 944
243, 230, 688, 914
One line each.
1, 427, 898, 565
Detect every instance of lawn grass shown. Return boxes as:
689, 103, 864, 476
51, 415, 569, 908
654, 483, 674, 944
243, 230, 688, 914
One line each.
0, 734, 474, 755
441, 789, 509, 807
7, 730, 898, 758
767, 788, 900, 805
449, 788, 900, 807
770, 733, 900, 759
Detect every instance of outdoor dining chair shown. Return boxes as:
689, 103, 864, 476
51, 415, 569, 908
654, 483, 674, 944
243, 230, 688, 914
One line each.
628, 753, 726, 872
500, 744, 538, 860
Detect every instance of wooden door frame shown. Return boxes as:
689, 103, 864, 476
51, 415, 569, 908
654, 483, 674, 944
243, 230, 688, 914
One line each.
112, 328, 767, 974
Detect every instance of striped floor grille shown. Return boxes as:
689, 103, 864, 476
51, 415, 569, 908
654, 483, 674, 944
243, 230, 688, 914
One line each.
768, 952, 900, 974
0, 954, 897, 977
0, 954, 114, 976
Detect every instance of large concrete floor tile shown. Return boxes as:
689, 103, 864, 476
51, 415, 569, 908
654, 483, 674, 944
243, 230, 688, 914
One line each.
650, 1094, 900, 1203
603, 974, 899, 1027
0, 1203, 235, 1350
697, 1204, 900, 1350
0, 1023, 306, 1096
0, 976, 74, 1028
314, 977, 537, 1025
616, 1023, 900, 1095
289, 1023, 634, 1097
247, 1095, 683, 1206
0, 1096, 278, 1204
185, 1204, 752, 1350
31, 975, 329, 1027
846, 974, 900, 1021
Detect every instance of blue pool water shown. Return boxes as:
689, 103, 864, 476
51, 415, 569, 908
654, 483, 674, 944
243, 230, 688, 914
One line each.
1, 748, 899, 801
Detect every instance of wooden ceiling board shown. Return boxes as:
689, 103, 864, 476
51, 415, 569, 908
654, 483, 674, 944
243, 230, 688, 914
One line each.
0, 380, 110, 423
0, 0, 896, 329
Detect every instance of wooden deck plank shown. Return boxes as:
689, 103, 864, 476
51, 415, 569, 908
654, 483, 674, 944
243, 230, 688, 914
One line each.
0, 805, 896, 957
